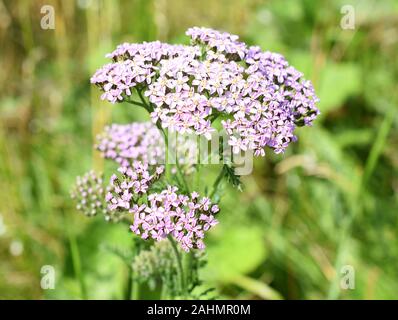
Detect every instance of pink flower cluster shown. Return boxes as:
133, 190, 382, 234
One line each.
104, 160, 219, 251
130, 187, 219, 252
91, 26, 320, 157
105, 41, 199, 62
96, 122, 198, 173
106, 161, 164, 211
96, 122, 164, 167
90, 41, 199, 103
186, 26, 247, 60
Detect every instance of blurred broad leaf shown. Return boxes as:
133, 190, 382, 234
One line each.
288, 50, 313, 76
203, 226, 267, 282
318, 62, 361, 113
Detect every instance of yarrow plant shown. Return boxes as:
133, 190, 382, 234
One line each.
72, 27, 319, 299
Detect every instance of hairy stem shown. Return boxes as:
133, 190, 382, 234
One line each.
163, 130, 172, 182
126, 99, 147, 109
132, 278, 140, 300
167, 235, 186, 298
209, 166, 225, 200
68, 232, 88, 299
137, 88, 154, 112
124, 265, 133, 300
184, 251, 195, 292
176, 157, 190, 193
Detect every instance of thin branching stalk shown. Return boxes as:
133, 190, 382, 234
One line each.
68, 231, 88, 299
133, 89, 191, 193
124, 265, 133, 300
210, 166, 225, 200
175, 157, 190, 194
126, 100, 147, 108
167, 235, 186, 298
132, 278, 140, 300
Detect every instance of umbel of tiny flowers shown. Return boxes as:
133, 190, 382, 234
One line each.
104, 161, 219, 251
96, 122, 198, 174
91, 26, 320, 157
96, 122, 164, 167
70, 171, 107, 217
132, 240, 206, 298
106, 161, 164, 211
130, 187, 219, 252
132, 240, 177, 289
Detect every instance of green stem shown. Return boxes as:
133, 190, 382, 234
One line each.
209, 166, 225, 199
160, 282, 168, 299
183, 251, 195, 292
195, 163, 201, 192
137, 88, 153, 112
126, 99, 147, 109
161, 126, 190, 192
132, 278, 139, 300
195, 138, 202, 191
130, 88, 191, 193
168, 235, 186, 298
176, 157, 190, 193
124, 265, 133, 300
163, 130, 172, 182
68, 232, 88, 299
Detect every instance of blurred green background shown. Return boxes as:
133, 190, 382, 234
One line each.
0, 0, 398, 299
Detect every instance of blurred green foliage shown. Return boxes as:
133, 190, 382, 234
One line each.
0, 0, 397, 299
